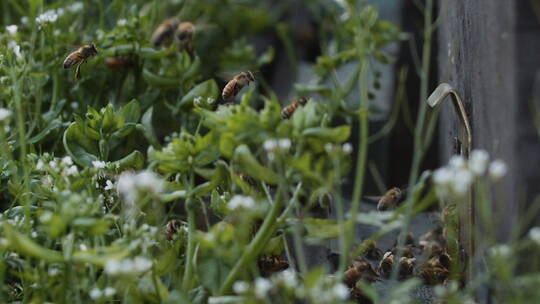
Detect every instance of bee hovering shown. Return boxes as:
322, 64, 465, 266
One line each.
174, 22, 195, 55
281, 97, 308, 119
376, 187, 403, 211
63, 44, 98, 80
151, 18, 179, 47
221, 71, 256, 101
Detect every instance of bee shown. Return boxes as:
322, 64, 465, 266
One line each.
398, 257, 416, 280
378, 251, 394, 278
281, 97, 308, 119
363, 241, 382, 260
164, 219, 187, 241
104, 56, 134, 70
344, 259, 379, 287
174, 22, 195, 55
258, 255, 289, 276
63, 44, 98, 80
377, 187, 403, 211
221, 71, 256, 100
151, 18, 179, 47
419, 227, 446, 249
419, 266, 449, 285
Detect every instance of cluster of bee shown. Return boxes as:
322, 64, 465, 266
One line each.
343, 228, 455, 302
151, 18, 195, 54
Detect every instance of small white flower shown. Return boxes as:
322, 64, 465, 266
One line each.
433, 167, 453, 185
469, 150, 489, 175
0, 108, 12, 122
31, 231, 38, 238
61, 156, 73, 166
89, 288, 102, 300
7, 40, 22, 59
36, 10, 59, 25
254, 277, 272, 299
104, 260, 122, 275
92, 160, 107, 169
132, 256, 153, 273
342, 143, 353, 154
103, 287, 116, 297
453, 168, 473, 194
48, 267, 59, 276
21, 17, 29, 24
449, 155, 465, 168
489, 160, 508, 180
68, 2, 84, 12
489, 244, 511, 257
64, 165, 78, 176
233, 281, 249, 294
104, 180, 114, 191
70, 102, 79, 109
228, 195, 255, 210
39, 212, 53, 223
528, 227, 540, 245
48, 160, 58, 169
332, 283, 349, 300
117, 19, 127, 26
263, 139, 277, 151
6, 25, 18, 35
324, 143, 334, 153
278, 269, 298, 288
278, 138, 291, 150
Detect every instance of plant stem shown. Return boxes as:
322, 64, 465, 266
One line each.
219, 193, 283, 295
343, 55, 370, 269
182, 197, 196, 292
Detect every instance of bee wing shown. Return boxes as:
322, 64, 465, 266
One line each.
216, 71, 236, 81
363, 195, 382, 203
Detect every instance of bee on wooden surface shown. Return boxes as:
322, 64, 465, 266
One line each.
258, 255, 289, 276
378, 251, 394, 278
175, 22, 195, 55
164, 219, 187, 241
377, 187, 403, 211
221, 71, 256, 100
104, 56, 134, 70
151, 18, 179, 47
281, 97, 308, 119
63, 44, 98, 80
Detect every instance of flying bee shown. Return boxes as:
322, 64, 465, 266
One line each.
221, 71, 256, 100
377, 187, 403, 211
363, 241, 383, 260
174, 22, 195, 55
164, 219, 187, 241
151, 18, 179, 47
257, 255, 289, 276
104, 56, 134, 70
63, 44, 98, 80
281, 97, 308, 119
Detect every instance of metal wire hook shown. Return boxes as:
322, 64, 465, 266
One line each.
427, 83, 472, 156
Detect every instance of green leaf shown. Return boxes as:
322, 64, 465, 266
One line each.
197, 258, 231, 294
63, 122, 99, 167
302, 218, 340, 242
142, 68, 180, 88
120, 99, 141, 124
233, 145, 279, 185
178, 79, 219, 110
137, 107, 161, 148
26, 119, 63, 145
110, 150, 144, 171
302, 126, 351, 143
101, 104, 116, 134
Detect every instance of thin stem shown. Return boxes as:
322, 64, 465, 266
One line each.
344, 55, 370, 269
219, 193, 284, 295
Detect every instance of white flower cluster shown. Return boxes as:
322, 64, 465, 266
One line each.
433, 150, 508, 197
263, 138, 291, 152
228, 195, 255, 210
164, 131, 179, 142
324, 142, 353, 154
36, 9, 63, 26
233, 269, 349, 303
89, 287, 116, 300
488, 244, 511, 258
105, 256, 153, 276
117, 19, 127, 26
36, 156, 79, 177
67, 2, 84, 13
92, 160, 107, 169
117, 170, 165, 203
